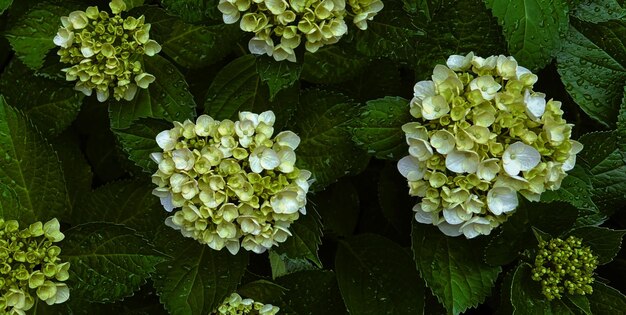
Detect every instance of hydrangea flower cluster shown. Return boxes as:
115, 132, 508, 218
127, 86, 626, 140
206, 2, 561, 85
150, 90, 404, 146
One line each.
218, 0, 383, 62
0, 219, 70, 314
53, 0, 162, 102
398, 52, 583, 238
151, 111, 311, 255
214, 293, 280, 315
531, 236, 597, 300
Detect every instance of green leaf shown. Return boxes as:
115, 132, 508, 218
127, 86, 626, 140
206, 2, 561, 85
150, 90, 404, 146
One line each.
557, 19, 626, 127
109, 54, 196, 130
291, 89, 369, 190
354, 1, 425, 62
114, 118, 171, 173
136, 6, 240, 68
485, 0, 569, 70
510, 263, 555, 315
75, 180, 166, 237
4, 4, 66, 70
588, 282, 626, 314
269, 251, 317, 279
153, 239, 249, 315
0, 59, 84, 135
0, 95, 70, 223
273, 209, 323, 267
275, 270, 347, 315
350, 96, 411, 160
0, 0, 13, 14
61, 222, 166, 303
203, 54, 296, 126
0, 183, 20, 219
122, 0, 144, 10
618, 86, 626, 163
161, 0, 221, 23
256, 56, 302, 100
566, 226, 626, 265
412, 222, 501, 315
336, 234, 425, 315
571, 0, 626, 23
301, 45, 368, 84
484, 200, 578, 266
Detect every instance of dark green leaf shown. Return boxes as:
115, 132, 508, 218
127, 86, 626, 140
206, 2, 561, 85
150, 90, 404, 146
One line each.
510, 263, 554, 315
75, 180, 166, 236
412, 222, 500, 315
350, 96, 411, 160
354, 1, 425, 62
109, 54, 196, 129
61, 222, 166, 303
237, 280, 287, 306
161, 0, 221, 23
301, 45, 368, 84
4, 4, 66, 69
0, 95, 70, 223
486, 0, 569, 70
256, 56, 302, 100
336, 234, 425, 315
153, 238, 249, 315
273, 209, 323, 267
311, 179, 360, 237
484, 200, 578, 266
378, 162, 414, 235
275, 270, 347, 315
571, 0, 626, 23
269, 251, 317, 279
114, 118, 171, 173
203, 54, 296, 126
557, 19, 626, 127
50, 130, 93, 221
417, 0, 505, 74
618, 86, 626, 163
0, 58, 84, 135
588, 282, 626, 314
566, 226, 626, 265
291, 89, 369, 190
137, 6, 240, 68
567, 294, 592, 315
578, 131, 626, 214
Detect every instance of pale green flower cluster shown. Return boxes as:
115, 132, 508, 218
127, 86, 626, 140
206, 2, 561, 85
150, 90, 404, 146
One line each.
532, 236, 597, 300
53, 0, 161, 102
214, 293, 279, 315
218, 0, 383, 62
398, 53, 582, 239
0, 219, 70, 315
151, 111, 311, 254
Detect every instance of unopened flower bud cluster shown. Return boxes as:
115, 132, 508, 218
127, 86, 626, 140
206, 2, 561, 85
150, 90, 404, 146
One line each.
53, 0, 162, 102
531, 236, 597, 300
398, 53, 582, 239
218, 0, 383, 62
151, 111, 311, 255
0, 219, 70, 314
214, 293, 279, 315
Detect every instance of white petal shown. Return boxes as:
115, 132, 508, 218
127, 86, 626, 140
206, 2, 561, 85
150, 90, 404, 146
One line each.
150, 152, 163, 163
156, 130, 176, 151
421, 95, 450, 120
260, 149, 280, 170
437, 222, 463, 237
524, 89, 546, 120
445, 150, 479, 174
413, 80, 436, 102
249, 154, 263, 173
397, 156, 425, 181
503, 142, 541, 175
487, 187, 518, 215
443, 207, 465, 225
160, 194, 175, 212
408, 138, 434, 161
275, 131, 300, 149
259, 110, 276, 126
413, 203, 433, 224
